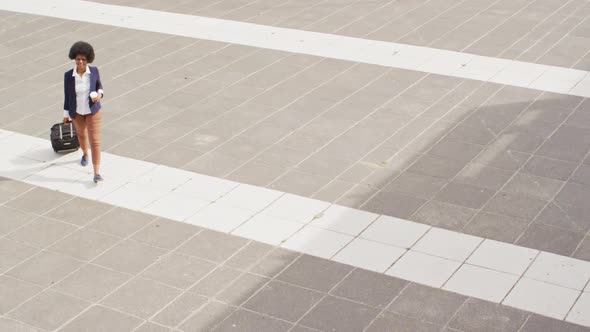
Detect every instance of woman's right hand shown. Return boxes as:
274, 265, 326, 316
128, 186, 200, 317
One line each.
63, 117, 70, 124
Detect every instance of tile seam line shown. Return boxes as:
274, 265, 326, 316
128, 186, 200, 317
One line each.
0, 0, 588, 98
2, 129, 590, 328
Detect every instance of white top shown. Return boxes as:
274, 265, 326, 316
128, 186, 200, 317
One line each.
63, 66, 104, 118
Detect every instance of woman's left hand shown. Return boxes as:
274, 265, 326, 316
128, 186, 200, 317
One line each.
91, 94, 101, 103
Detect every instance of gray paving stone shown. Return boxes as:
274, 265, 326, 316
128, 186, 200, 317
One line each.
449, 298, 528, 332
389, 283, 466, 326
455, 163, 514, 191
464, 212, 529, 243
534, 202, 590, 232
574, 236, 590, 261
213, 309, 293, 332
555, 182, 590, 207
59, 305, 143, 332
472, 147, 530, 171
366, 311, 442, 332
101, 277, 181, 319
179, 301, 236, 332
520, 314, 590, 332
44, 197, 113, 227
502, 173, 564, 200
0, 275, 42, 315
7, 251, 82, 287
224, 241, 273, 271
52, 264, 130, 302
270, 170, 332, 197
362, 191, 427, 218
7, 290, 89, 331
411, 200, 477, 231
88, 208, 157, 238
277, 255, 352, 292
248, 248, 300, 278
0, 206, 36, 236
383, 172, 448, 199
190, 266, 242, 297
152, 292, 208, 327
92, 240, 165, 275
132, 218, 200, 250
216, 272, 270, 306
135, 322, 172, 332
331, 269, 408, 309
483, 192, 548, 220
299, 296, 380, 332
428, 138, 484, 163
243, 280, 323, 323
435, 182, 495, 209
8, 217, 77, 249
177, 229, 248, 263
0, 317, 40, 332
5, 187, 73, 215
571, 164, 590, 186
522, 156, 578, 181
0, 238, 39, 274
407, 155, 466, 179
517, 223, 585, 256
49, 229, 119, 261
0, 178, 32, 204
141, 253, 216, 290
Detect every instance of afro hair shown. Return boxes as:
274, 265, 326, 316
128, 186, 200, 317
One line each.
68, 41, 95, 63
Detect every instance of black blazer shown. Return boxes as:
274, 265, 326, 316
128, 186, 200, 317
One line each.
64, 66, 103, 119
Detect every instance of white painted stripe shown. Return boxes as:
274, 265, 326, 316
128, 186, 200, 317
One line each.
1, 0, 590, 98
1, 128, 589, 325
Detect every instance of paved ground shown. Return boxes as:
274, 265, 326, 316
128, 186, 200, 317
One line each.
1, 0, 590, 331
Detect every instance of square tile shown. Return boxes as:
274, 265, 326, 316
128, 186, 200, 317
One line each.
131, 165, 193, 191
243, 280, 323, 322
101, 182, 167, 211
8, 216, 77, 249
179, 301, 236, 332
517, 224, 584, 256
0, 275, 42, 315
443, 264, 519, 302
98, 153, 156, 182
23, 165, 87, 191
366, 311, 441, 332
503, 173, 564, 200
152, 293, 208, 327
216, 272, 269, 306
232, 214, 302, 246
522, 314, 590, 332
389, 283, 466, 326
5, 187, 73, 216
483, 192, 547, 220
411, 200, 476, 231
333, 237, 406, 273
310, 204, 379, 236
248, 247, 300, 278
503, 278, 580, 319
102, 277, 181, 319
412, 228, 482, 262
224, 241, 273, 271
7, 290, 89, 330
52, 264, 130, 302
174, 174, 239, 201
92, 240, 165, 274
281, 226, 352, 259
449, 298, 528, 332
467, 239, 538, 275
44, 197, 113, 227
189, 265, 242, 297
463, 211, 529, 243
186, 202, 255, 232
49, 229, 119, 261
386, 251, 461, 288
525, 252, 590, 290
141, 253, 216, 289
331, 269, 407, 309
435, 182, 495, 209
0, 156, 47, 180
300, 296, 380, 332
262, 193, 330, 223
566, 291, 590, 327
140, 192, 210, 221
7, 251, 82, 287
132, 218, 200, 250
59, 305, 143, 332
362, 191, 427, 218
0, 238, 39, 274
277, 255, 352, 292
360, 215, 430, 249
59, 176, 127, 200
214, 309, 293, 331
89, 208, 157, 238
216, 183, 283, 211
177, 229, 248, 262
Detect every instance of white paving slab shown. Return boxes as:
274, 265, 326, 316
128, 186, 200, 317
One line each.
310, 205, 379, 236
443, 264, 519, 303
101, 182, 167, 211
263, 194, 330, 224
231, 214, 301, 245
524, 252, 590, 291
333, 237, 406, 273
503, 278, 580, 319
360, 215, 430, 249
174, 174, 239, 201
132, 165, 193, 191
386, 251, 461, 288
22, 164, 87, 191
466, 240, 538, 275
567, 292, 590, 326
2, 0, 590, 98
412, 228, 482, 262
216, 184, 283, 212
281, 225, 352, 259
140, 191, 210, 222
185, 203, 255, 232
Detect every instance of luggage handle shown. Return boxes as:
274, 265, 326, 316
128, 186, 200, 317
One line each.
58, 122, 74, 140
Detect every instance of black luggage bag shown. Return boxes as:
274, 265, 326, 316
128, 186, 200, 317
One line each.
50, 121, 79, 152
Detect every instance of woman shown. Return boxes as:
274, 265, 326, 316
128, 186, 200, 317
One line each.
63, 41, 104, 183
